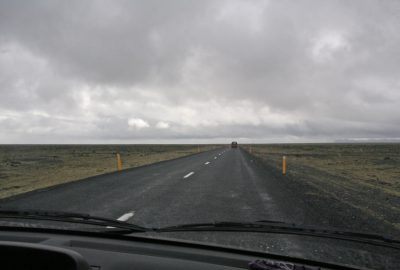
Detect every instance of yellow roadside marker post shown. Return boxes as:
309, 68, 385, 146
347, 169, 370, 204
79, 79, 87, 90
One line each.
116, 153, 123, 171
282, 156, 287, 175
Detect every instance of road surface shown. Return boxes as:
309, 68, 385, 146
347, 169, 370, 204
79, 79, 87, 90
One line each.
0, 146, 393, 232
0, 147, 294, 227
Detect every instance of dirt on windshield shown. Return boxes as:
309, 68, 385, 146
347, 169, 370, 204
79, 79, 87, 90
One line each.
0, 145, 217, 199
242, 144, 400, 236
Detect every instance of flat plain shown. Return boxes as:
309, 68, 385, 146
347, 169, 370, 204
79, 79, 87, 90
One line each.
1, 143, 399, 236
0, 144, 217, 199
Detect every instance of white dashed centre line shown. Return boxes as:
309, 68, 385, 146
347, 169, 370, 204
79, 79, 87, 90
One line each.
117, 212, 135, 222
214, 156, 217, 159
204, 161, 210, 165
183, 172, 195, 179
107, 211, 135, 228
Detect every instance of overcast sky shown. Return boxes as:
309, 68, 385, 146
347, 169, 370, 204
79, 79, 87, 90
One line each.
1, 0, 400, 143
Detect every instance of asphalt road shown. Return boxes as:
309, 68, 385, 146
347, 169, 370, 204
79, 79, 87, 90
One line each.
1, 147, 399, 268
0, 147, 290, 227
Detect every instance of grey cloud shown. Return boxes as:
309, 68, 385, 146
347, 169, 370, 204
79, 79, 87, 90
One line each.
0, 0, 400, 143
0, 0, 212, 86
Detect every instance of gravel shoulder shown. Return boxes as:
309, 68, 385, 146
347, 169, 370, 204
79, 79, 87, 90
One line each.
241, 144, 400, 238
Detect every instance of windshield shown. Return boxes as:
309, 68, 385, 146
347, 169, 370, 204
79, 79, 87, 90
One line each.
1, 1, 400, 269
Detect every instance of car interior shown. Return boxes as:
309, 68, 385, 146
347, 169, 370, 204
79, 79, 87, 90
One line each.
0, 227, 364, 270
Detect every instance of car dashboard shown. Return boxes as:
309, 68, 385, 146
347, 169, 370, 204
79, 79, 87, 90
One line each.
0, 227, 361, 270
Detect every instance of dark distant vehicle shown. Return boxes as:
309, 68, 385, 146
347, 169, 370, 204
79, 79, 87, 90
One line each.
231, 141, 238, 148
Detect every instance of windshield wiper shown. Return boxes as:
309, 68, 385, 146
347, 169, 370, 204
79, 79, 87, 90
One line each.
0, 209, 149, 233
155, 220, 400, 249
2, 211, 398, 250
